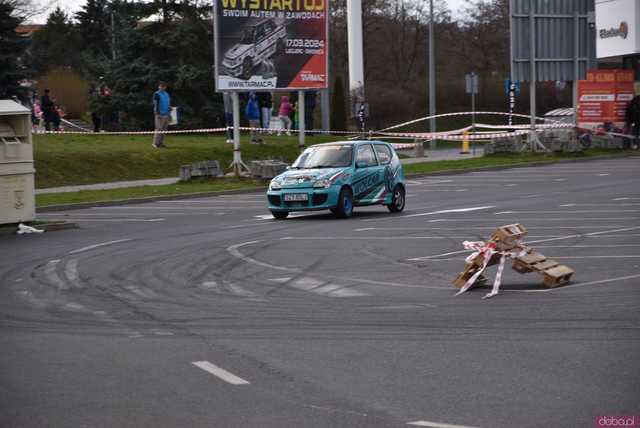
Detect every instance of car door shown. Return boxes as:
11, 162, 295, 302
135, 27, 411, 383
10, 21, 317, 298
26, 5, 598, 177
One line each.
352, 144, 382, 203
373, 143, 397, 201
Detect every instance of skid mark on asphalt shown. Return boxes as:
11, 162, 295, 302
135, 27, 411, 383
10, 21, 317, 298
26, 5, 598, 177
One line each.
269, 277, 369, 297
43, 260, 68, 290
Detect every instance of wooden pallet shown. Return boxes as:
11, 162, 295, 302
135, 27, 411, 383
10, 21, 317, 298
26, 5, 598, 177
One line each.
542, 265, 574, 288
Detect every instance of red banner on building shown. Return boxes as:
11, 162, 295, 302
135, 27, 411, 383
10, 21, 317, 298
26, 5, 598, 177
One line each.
578, 69, 635, 127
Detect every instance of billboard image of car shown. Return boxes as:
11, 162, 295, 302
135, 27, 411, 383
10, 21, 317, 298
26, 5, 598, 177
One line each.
213, 0, 328, 91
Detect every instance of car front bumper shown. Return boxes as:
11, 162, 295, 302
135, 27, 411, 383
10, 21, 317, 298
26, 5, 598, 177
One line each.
267, 187, 339, 212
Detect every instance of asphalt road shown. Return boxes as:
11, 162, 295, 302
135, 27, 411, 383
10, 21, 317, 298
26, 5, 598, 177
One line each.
2, 157, 639, 428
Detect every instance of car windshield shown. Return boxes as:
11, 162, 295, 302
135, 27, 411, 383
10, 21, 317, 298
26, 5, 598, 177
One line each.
291, 145, 353, 169
240, 28, 255, 44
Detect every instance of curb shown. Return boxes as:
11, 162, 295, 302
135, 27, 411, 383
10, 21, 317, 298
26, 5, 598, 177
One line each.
36, 153, 639, 212
0, 221, 79, 236
404, 152, 640, 179
37, 187, 268, 212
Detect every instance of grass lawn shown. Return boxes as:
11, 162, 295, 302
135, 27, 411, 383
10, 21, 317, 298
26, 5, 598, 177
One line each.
33, 133, 338, 189
36, 177, 266, 207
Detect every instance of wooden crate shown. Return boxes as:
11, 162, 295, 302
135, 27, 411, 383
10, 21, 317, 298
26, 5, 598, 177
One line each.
543, 265, 574, 288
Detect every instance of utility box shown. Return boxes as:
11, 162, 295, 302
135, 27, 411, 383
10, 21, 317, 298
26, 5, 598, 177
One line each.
0, 100, 35, 225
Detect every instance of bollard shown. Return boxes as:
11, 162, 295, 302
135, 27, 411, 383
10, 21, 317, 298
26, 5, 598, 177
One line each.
460, 131, 470, 154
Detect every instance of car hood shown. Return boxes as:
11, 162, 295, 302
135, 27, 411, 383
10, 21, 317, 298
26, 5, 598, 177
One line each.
224, 44, 251, 60
275, 168, 348, 188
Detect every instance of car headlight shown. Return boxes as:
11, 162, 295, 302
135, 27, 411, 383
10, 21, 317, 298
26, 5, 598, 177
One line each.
313, 179, 331, 189
269, 180, 281, 190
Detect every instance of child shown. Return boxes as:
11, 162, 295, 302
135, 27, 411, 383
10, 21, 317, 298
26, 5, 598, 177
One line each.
278, 95, 292, 136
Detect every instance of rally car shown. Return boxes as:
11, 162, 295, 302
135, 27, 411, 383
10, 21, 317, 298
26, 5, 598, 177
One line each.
222, 19, 287, 80
267, 141, 406, 219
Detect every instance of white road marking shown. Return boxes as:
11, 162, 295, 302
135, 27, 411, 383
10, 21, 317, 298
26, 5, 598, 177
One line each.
64, 259, 83, 288
354, 225, 628, 231
495, 209, 640, 214
534, 244, 640, 248
192, 361, 250, 385
426, 217, 639, 222
598, 173, 610, 176
552, 255, 640, 259
407, 420, 481, 428
153, 330, 174, 336
407, 226, 640, 261
402, 206, 495, 218
44, 260, 68, 290
254, 212, 311, 220
69, 238, 133, 255
511, 273, 640, 293
280, 235, 562, 240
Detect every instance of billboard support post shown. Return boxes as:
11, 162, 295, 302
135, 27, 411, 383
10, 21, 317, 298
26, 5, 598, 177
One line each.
347, 0, 365, 124
298, 90, 305, 152
428, 0, 436, 150
230, 92, 249, 177
573, 11, 580, 126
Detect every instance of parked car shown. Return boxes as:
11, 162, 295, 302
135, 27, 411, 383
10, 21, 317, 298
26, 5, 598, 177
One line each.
266, 141, 406, 219
222, 19, 286, 80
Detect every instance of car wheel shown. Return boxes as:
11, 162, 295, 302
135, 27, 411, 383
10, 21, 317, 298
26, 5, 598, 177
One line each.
271, 210, 289, 220
335, 187, 354, 218
387, 185, 405, 213
242, 58, 253, 80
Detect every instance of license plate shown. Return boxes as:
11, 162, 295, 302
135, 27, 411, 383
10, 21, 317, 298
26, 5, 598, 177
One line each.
284, 193, 308, 202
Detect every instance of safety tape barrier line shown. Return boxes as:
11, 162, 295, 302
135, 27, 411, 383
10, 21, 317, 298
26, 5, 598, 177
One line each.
378, 111, 570, 132
36, 111, 635, 140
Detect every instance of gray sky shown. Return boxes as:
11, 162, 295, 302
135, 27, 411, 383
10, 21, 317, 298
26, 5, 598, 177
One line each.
30, 0, 469, 23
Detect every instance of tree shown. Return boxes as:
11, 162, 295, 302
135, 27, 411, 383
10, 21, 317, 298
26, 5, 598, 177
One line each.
29, 7, 80, 74
0, 0, 29, 100
331, 76, 347, 131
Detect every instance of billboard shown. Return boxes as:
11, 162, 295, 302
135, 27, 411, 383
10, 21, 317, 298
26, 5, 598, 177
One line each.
595, 0, 640, 58
213, 0, 328, 91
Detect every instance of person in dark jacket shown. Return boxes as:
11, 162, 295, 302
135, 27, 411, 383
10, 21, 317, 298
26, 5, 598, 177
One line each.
625, 95, 640, 149
245, 92, 262, 144
41, 89, 54, 131
152, 82, 171, 148
257, 92, 273, 133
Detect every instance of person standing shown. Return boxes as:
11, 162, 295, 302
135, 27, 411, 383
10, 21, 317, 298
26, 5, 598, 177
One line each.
245, 92, 262, 144
152, 82, 171, 148
625, 95, 640, 149
41, 89, 54, 131
277, 95, 293, 136
257, 92, 273, 133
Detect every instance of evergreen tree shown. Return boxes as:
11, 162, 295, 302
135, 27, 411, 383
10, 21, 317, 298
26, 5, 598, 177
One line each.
30, 7, 80, 74
0, 0, 29, 100
331, 76, 347, 131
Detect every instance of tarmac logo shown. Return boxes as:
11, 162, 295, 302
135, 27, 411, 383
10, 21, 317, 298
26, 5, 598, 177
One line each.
599, 21, 628, 39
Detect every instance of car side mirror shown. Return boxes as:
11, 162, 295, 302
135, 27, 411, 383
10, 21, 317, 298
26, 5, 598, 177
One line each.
286, 166, 291, 170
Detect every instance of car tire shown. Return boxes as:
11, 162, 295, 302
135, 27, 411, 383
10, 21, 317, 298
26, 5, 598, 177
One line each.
387, 184, 405, 213
271, 210, 289, 220
242, 58, 253, 80
334, 187, 354, 218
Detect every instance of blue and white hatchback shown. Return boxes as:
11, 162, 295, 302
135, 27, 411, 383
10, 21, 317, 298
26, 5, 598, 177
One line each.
266, 141, 406, 219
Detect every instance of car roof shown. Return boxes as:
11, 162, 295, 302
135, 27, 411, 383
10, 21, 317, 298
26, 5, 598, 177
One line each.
311, 140, 390, 147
